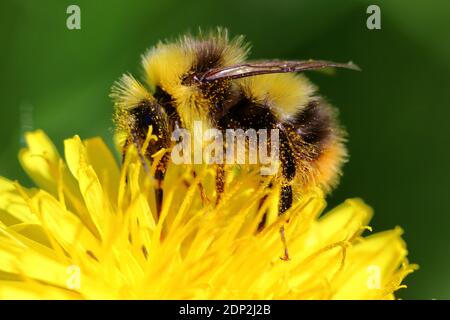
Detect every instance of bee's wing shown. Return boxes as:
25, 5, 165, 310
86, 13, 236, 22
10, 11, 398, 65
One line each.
200, 60, 360, 82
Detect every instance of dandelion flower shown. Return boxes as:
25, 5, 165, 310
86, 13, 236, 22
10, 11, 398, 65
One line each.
0, 130, 416, 299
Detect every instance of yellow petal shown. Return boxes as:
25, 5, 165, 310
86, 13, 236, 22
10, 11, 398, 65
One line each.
0, 281, 80, 299
30, 190, 100, 259
18, 130, 60, 195
0, 177, 38, 225
317, 198, 373, 245
65, 136, 113, 238
332, 228, 409, 299
83, 137, 120, 206
0, 131, 416, 299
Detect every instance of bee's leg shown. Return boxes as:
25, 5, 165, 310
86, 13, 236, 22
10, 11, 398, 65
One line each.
278, 131, 296, 215
278, 132, 296, 213
154, 170, 164, 215
278, 134, 296, 260
256, 180, 273, 232
215, 163, 225, 205
257, 195, 268, 231
154, 153, 170, 216
192, 171, 209, 204
279, 184, 293, 214
279, 184, 292, 260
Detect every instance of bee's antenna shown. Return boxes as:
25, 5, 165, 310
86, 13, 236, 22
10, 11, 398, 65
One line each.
280, 225, 290, 261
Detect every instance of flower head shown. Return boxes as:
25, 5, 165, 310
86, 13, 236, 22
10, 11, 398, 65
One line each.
0, 130, 416, 299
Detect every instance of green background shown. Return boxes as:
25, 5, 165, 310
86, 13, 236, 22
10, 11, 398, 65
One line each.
1, 0, 449, 299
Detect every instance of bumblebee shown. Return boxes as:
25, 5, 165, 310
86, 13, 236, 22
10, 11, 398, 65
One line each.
112, 28, 358, 222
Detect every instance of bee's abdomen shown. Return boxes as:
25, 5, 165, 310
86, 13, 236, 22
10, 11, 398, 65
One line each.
293, 99, 336, 149
292, 98, 347, 192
